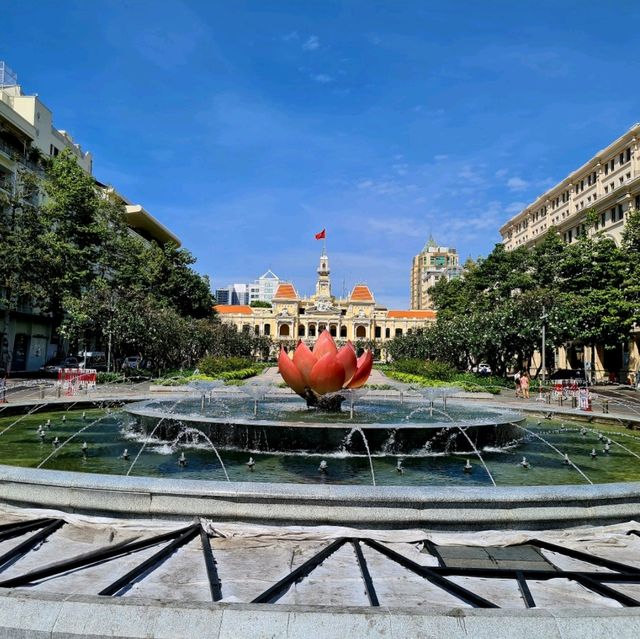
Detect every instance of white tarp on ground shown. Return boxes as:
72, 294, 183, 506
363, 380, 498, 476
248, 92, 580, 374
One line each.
1, 504, 639, 608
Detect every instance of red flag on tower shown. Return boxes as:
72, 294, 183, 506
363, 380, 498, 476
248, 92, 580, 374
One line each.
315, 229, 326, 240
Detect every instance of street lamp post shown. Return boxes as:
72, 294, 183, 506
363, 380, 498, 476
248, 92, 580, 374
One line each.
541, 306, 548, 384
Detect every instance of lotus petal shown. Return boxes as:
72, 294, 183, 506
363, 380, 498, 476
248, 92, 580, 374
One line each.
336, 344, 357, 386
346, 350, 373, 389
278, 348, 306, 397
313, 329, 338, 360
309, 352, 345, 395
293, 340, 316, 385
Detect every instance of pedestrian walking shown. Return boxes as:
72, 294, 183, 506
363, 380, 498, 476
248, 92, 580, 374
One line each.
520, 371, 530, 399
514, 370, 521, 398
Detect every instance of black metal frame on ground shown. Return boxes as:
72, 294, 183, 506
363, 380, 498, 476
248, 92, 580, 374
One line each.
0, 518, 639, 607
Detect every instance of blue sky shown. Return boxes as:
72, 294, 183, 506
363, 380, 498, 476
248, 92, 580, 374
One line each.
3, 1, 640, 308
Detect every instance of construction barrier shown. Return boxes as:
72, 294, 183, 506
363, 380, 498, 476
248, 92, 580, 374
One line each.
58, 368, 97, 396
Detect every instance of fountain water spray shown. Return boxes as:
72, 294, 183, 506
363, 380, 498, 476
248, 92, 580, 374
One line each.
512, 422, 593, 484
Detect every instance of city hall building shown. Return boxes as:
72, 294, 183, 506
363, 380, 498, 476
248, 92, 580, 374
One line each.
215, 250, 436, 357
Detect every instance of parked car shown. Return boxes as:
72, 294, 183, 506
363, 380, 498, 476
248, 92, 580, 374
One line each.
121, 356, 143, 370
476, 363, 492, 376
40, 357, 80, 375
77, 351, 108, 372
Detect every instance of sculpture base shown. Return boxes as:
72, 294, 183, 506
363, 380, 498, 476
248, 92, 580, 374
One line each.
304, 389, 345, 412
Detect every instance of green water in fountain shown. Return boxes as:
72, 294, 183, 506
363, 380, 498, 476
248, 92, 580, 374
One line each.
0, 408, 639, 486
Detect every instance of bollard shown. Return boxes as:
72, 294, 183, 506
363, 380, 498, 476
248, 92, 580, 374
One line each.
603, 399, 609, 414
545, 392, 551, 404
571, 396, 577, 409
56, 385, 61, 398
39, 386, 45, 400
559, 395, 563, 407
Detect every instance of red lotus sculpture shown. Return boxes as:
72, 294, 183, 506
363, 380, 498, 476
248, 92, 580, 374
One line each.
278, 330, 373, 410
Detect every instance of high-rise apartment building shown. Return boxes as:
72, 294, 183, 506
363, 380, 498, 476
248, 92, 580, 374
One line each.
500, 123, 640, 250
410, 236, 461, 310
0, 62, 180, 373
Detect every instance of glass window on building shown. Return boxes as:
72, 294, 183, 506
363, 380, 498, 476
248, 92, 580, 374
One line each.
385, 328, 390, 338
374, 326, 381, 338
395, 328, 403, 337
264, 324, 271, 336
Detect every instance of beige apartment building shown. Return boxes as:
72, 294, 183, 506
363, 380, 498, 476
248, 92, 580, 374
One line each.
499, 123, 640, 381
410, 236, 462, 310
500, 123, 640, 250
216, 250, 436, 358
0, 62, 179, 373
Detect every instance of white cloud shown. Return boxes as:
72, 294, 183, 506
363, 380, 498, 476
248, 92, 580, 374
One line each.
303, 35, 320, 51
505, 201, 526, 214
507, 176, 529, 191
434, 154, 449, 162
312, 73, 333, 83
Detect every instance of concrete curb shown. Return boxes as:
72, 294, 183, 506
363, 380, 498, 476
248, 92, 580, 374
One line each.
1, 464, 640, 529
1, 590, 640, 639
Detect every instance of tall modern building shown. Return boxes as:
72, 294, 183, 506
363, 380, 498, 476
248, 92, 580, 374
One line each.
0, 62, 180, 373
498, 123, 640, 380
500, 123, 640, 250
216, 270, 282, 307
410, 236, 462, 310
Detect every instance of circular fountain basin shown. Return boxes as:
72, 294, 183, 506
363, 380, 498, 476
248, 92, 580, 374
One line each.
125, 396, 524, 455
1, 397, 640, 528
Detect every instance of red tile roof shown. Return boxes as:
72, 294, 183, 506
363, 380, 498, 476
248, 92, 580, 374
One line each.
387, 310, 437, 319
350, 284, 374, 302
273, 283, 298, 300
215, 305, 254, 315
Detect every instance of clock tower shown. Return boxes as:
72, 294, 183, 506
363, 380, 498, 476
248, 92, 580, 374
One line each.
315, 248, 332, 301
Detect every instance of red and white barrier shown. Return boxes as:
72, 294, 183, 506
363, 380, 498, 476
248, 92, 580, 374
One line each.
58, 368, 97, 396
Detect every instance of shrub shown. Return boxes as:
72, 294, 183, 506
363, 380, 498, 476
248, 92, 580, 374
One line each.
198, 356, 255, 376
97, 372, 126, 384
392, 359, 456, 381
217, 367, 262, 381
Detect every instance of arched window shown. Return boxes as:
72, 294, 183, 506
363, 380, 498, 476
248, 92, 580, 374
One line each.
264, 324, 271, 336
254, 326, 260, 335
319, 324, 326, 333
340, 326, 347, 338
356, 326, 366, 338
395, 328, 403, 337
279, 324, 290, 337
299, 325, 306, 337
329, 325, 337, 337
309, 324, 316, 337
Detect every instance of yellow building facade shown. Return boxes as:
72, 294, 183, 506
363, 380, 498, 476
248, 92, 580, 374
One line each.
215, 250, 436, 357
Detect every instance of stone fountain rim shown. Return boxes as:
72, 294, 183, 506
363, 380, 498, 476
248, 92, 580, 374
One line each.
124, 396, 526, 430
1, 462, 640, 529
